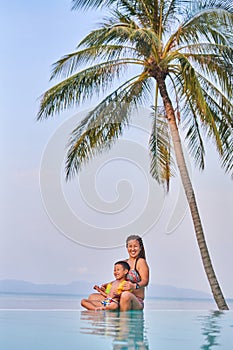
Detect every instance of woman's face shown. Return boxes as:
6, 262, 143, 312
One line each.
127, 239, 141, 258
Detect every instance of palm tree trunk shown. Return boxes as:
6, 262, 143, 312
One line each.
157, 79, 229, 310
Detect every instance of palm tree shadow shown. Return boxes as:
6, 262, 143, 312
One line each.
199, 311, 224, 350
80, 310, 149, 349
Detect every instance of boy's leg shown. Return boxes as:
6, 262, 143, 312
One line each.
81, 298, 102, 310
88, 293, 105, 302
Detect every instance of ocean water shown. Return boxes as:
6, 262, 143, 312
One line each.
0, 294, 233, 349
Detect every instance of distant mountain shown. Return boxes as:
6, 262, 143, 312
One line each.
0, 279, 211, 299
0, 279, 92, 296
146, 284, 211, 299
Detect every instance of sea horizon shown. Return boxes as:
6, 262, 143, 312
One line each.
1, 292, 233, 311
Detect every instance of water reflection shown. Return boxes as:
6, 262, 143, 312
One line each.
199, 311, 224, 349
80, 310, 149, 349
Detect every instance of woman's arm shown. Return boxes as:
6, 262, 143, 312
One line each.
135, 258, 149, 289
123, 258, 149, 291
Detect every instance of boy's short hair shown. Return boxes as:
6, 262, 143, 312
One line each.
114, 260, 130, 271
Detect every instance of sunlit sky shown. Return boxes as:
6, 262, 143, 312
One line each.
1, 0, 233, 298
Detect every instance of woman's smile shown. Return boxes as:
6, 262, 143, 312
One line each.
127, 239, 141, 257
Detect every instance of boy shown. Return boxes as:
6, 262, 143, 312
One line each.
81, 261, 130, 311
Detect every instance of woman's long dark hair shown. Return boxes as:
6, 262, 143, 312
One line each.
126, 235, 146, 260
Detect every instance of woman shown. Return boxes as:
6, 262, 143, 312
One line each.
120, 234, 149, 311
82, 235, 149, 311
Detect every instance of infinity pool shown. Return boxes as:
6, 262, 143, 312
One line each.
0, 309, 232, 349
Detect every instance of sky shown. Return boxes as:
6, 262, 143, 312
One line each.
1, 0, 233, 298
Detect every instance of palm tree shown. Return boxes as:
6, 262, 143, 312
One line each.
38, 0, 233, 309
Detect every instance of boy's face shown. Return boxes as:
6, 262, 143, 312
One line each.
114, 264, 128, 280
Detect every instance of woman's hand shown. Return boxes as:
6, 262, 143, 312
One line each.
122, 281, 135, 291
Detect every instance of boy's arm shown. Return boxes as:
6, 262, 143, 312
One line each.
93, 279, 115, 297
93, 285, 108, 298
100, 281, 114, 290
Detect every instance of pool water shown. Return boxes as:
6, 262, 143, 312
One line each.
0, 309, 232, 349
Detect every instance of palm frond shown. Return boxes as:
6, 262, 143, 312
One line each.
177, 55, 225, 152
78, 17, 160, 59
181, 42, 233, 72
198, 77, 233, 177
186, 78, 232, 175
184, 52, 233, 97
50, 44, 141, 79
110, 0, 151, 27
65, 75, 153, 178
38, 58, 142, 120
149, 108, 175, 191
162, 0, 190, 33
196, 73, 233, 125
172, 66, 233, 173
189, 0, 233, 15
182, 99, 206, 170
220, 130, 233, 178
178, 6, 233, 47
71, 0, 116, 10
170, 74, 205, 170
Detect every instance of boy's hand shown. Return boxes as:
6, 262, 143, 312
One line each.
100, 285, 107, 291
93, 285, 108, 297
93, 284, 100, 291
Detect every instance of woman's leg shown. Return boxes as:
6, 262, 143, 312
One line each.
119, 292, 144, 311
